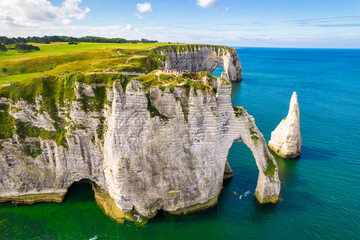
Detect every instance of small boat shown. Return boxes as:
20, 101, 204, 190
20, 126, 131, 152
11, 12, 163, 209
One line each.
89, 236, 97, 240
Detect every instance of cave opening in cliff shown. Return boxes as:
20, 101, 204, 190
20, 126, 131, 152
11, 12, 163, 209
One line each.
212, 65, 224, 77
64, 179, 96, 203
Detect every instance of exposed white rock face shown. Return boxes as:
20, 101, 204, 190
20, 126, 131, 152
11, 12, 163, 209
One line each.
0, 78, 280, 220
103, 80, 280, 216
161, 46, 242, 82
268, 92, 302, 158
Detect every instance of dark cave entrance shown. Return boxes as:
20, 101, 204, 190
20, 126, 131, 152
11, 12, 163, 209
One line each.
64, 179, 96, 202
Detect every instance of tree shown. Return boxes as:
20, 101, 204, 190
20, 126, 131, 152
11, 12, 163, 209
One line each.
14, 43, 25, 52
0, 44, 7, 54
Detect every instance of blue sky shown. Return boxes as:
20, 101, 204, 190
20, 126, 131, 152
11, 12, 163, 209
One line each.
0, 0, 359, 48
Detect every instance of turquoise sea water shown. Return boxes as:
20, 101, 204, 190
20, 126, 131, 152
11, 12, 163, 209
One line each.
1, 48, 360, 239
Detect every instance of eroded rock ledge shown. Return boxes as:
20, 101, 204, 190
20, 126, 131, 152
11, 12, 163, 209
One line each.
0, 72, 279, 223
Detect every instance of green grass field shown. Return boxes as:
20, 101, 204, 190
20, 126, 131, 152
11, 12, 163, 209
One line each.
0, 42, 169, 62
0, 42, 174, 83
0, 42, 226, 85
0, 72, 42, 84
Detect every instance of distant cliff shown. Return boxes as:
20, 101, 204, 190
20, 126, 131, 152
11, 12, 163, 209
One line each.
155, 45, 242, 82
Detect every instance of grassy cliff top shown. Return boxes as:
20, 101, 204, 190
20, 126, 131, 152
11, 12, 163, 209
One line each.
0, 42, 234, 85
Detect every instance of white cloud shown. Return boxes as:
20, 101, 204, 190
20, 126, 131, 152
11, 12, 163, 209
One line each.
135, 2, 152, 19
197, 0, 217, 8
62, 18, 72, 25
136, 3, 152, 13
124, 24, 133, 31
61, 0, 90, 20
0, 0, 90, 28
134, 13, 144, 19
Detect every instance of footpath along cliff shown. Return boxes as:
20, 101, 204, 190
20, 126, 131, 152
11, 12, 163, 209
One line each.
0, 45, 279, 223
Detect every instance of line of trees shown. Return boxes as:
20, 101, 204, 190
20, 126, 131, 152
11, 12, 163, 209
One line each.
0, 36, 158, 45
14, 44, 40, 53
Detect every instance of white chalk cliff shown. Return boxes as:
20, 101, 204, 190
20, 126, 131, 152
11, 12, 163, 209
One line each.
268, 92, 302, 158
0, 47, 280, 223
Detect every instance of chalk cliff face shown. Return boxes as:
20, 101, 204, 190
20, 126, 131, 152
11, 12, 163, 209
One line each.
159, 45, 242, 82
268, 92, 302, 158
0, 76, 280, 221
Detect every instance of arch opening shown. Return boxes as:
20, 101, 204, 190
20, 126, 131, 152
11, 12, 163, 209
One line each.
224, 142, 259, 192
212, 65, 224, 77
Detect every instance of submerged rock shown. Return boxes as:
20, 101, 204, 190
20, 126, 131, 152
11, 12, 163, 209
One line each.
268, 92, 302, 158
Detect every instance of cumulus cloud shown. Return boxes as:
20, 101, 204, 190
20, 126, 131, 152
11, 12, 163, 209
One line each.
136, 3, 152, 13
135, 2, 152, 19
197, 0, 217, 8
0, 0, 90, 28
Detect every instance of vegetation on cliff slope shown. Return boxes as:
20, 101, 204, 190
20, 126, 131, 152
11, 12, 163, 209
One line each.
136, 71, 220, 95
0, 73, 128, 148
263, 156, 276, 177
0, 69, 227, 144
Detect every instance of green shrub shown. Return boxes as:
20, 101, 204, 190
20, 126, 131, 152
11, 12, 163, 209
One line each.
24, 141, 43, 158
232, 106, 243, 117
0, 103, 15, 139
263, 156, 276, 177
146, 93, 169, 121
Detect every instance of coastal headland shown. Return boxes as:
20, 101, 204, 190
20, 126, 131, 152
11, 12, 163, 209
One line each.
0, 42, 280, 223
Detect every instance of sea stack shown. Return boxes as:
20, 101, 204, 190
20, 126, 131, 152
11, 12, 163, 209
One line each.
268, 92, 302, 158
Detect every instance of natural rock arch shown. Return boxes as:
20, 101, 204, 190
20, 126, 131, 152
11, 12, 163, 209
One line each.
160, 46, 242, 81
229, 110, 281, 204
213, 82, 281, 204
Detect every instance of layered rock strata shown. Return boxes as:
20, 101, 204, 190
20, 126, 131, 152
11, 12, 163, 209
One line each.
268, 91, 302, 158
0, 74, 279, 222
160, 45, 242, 82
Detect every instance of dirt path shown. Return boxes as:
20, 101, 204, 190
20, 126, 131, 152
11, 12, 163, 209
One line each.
125, 55, 146, 63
